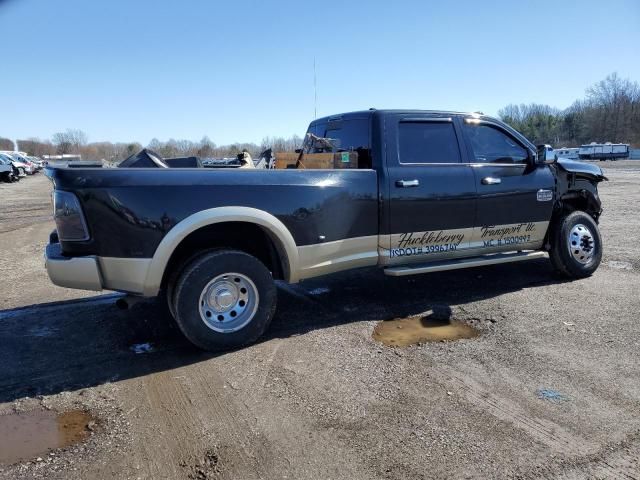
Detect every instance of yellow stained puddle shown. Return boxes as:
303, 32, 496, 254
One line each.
0, 410, 94, 464
373, 315, 480, 347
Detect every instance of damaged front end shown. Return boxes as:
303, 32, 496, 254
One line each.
553, 158, 607, 222
556, 158, 608, 182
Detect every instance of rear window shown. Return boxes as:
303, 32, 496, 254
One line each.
306, 118, 372, 168
398, 121, 461, 164
306, 118, 369, 152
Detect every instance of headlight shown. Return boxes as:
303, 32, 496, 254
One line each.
53, 191, 89, 241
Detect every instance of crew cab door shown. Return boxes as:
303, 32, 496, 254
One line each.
460, 118, 555, 252
381, 114, 477, 266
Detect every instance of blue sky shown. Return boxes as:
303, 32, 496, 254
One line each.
2, 0, 639, 146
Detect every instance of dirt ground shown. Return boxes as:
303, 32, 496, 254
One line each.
0, 162, 639, 479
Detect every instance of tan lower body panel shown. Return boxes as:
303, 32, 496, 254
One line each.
98, 257, 152, 294
296, 235, 378, 280
92, 222, 549, 291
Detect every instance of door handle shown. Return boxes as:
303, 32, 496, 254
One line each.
396, 179, 420, 188
481, 177, 501, 185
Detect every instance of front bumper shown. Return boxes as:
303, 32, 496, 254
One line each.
45, 242, 103, 291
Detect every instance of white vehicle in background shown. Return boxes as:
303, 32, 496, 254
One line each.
0, 152, 18, 176
0, 151, 28, 177
0, 154, 17, 182
554, 147, 580, 160
28, 156, 44, 170
6, 152, 37, 174
579, 142, 630, 161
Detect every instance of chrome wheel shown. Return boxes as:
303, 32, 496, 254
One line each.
568, 224, 595, 265
198, 272, 259, 333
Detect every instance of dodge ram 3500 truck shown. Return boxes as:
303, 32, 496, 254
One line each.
45, 110, 607, 351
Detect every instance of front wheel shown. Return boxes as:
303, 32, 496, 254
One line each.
549, 210, 602, 278
172, 249, 277, 351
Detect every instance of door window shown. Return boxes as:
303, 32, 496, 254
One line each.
463, 123, 528, 164
398, 121, 461, 164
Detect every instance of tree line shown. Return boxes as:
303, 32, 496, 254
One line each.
1, 73, 637, 162
0, 130, 304, 163
498, 73, 640, 147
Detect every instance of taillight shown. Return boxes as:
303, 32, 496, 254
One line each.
53, 191, 89, 241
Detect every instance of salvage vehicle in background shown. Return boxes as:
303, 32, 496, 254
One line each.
28, 156, 44, 169
11, 153, 38, 174
0, 154, 16, 182
579, 142, 630, 161
44, 109, 607, 351
0, 152, 27, 177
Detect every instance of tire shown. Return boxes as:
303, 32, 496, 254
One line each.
165, 250, 212, 319
549, 210, 602, 278
173, 249, 277, 351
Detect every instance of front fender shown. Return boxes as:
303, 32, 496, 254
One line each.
557, 158, 608, 182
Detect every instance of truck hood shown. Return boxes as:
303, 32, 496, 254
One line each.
556, 158, 608, 182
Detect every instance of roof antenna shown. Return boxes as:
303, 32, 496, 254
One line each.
313, 57, 317, 120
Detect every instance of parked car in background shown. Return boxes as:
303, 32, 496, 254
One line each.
0, 153, 19, 181
28, 156, 44, 170
10, 152, 37, 174
0, 152, 28, 177
0, 154, 16, 182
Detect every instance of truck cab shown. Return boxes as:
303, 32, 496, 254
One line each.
306, 111, 562, 271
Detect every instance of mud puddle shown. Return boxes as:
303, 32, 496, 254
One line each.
373, 314, 480, 347
0, 409, 95, 464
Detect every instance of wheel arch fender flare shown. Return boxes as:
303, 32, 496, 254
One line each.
142, 207, 300, 296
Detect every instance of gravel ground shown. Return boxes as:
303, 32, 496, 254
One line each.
0, 163, 639, 479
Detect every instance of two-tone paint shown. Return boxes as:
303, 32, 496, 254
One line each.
44, 109, 606, 297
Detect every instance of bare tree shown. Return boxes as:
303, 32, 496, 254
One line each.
197, 136, 216, 158
499, 73, 640, 147
0, 137, 15, 151
52, 129, 88, 154
17, 138, 55, 156
497, 104, 560, 144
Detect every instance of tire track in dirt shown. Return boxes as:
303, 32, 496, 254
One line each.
184, 365, 275, 479
437, 366, 598, 457
549, 439, 640, 480
535, 433, 640, 479
138, 361, 279, 479
139, 370, 211, 479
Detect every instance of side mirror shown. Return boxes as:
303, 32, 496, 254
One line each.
294, 148, 302, 154
536, 144, 557, 164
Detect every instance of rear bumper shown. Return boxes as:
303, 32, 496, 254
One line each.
44, 243, 102, 291
44, 241, 153, 294
45, 243, 103, 291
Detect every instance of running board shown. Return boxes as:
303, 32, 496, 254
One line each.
384, 251, 547, 277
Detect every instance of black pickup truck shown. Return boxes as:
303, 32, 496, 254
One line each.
45, 110, 607, 351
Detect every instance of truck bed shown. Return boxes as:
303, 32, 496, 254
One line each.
45, 167, 379, 259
